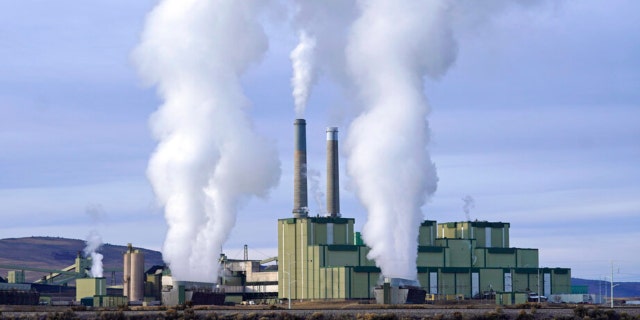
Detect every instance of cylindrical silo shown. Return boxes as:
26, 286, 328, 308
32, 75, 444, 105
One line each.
293, 119, 308, 218
130, 250, 145, 301
326, 127, 340, 217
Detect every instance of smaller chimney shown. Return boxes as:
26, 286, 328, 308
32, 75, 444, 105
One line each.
293, 119, 308, 218
326, 127, 340, 217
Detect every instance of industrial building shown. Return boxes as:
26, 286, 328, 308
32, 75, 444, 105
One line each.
218, 252, 278, 304
277, 119, 572, 302
1, 118, 573, 306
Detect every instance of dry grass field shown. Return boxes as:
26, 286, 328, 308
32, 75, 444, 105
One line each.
1, 302, 640, 320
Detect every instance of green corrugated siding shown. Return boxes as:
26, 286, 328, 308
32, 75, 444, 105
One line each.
327, 244, 358, 251
514, 268, 539, 274
471, 222, 510, 228
572, 285, 588, 294
488, 247, 516, 254
441, 267, 470, 273
353, 266, 380, 273
553, 268, 570, 274
418, 246, 444, 252
308, 217, 352, 224
354, 232, 363, 245
421, 220, 437, 226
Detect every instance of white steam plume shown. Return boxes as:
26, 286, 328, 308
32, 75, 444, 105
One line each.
133, 0, 280, 282
290, 0, 358, 122
344, 1, 460, 281
290, 30, 317, 117
84, 230, 103, 278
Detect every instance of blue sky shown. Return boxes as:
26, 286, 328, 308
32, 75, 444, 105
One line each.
1, 1, 638, 282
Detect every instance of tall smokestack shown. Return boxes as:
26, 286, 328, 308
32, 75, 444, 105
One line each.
326, 127, 340, 217
293, 119, 308, 218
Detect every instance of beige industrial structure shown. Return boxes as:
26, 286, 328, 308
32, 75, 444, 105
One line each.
124, 243, 145, 302
277, 119, 572, 302
219, 253, 278, 304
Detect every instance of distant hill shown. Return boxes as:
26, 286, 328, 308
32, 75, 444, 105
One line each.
0, 236, 164, 284
572, 278, 640, 298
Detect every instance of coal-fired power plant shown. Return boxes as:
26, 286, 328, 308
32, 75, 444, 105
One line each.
0, 118, 575, 307
293, 119, 308, 218
326, 127, 340, 217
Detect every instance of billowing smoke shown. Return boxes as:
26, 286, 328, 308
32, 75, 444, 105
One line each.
343, 0, 543, 281
462, 195, 475, 221
84, 230, 103, 278
290, 30, 317, 117
133, 0, 280, 282
343, 1, 462, 281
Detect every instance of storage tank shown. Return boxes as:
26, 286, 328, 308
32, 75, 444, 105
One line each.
130, 250, 145, 301
123, 244, 145, 302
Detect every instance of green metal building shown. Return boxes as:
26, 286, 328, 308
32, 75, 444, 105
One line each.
277, 217, 571, 300
278, 120, 571, 301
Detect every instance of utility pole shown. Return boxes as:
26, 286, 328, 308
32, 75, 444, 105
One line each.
609, 261, 621, 308
537, 268, 541, 303
610, 261, 620, 308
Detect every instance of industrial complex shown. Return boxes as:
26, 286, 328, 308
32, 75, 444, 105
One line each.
0, 119, 577, 307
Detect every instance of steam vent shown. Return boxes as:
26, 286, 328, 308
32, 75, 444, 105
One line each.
278, 119, 573, 304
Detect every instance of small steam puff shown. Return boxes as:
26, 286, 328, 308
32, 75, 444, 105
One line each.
84, 231, 103, 278
134, 0, 280, 282
307, 168, 326, 216
462, 195, 475, 221
290, 30, 317, 117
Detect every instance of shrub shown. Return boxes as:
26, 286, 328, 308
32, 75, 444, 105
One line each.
98, 311, 126, 320
515, 310, 535, 320
165, 308, 179, 320
45, 309, 79, 320
357, 313, 397, 320
484, 309, 509, 320
309, 312, 325, 320
574, 305, 587, 318
205, 312, 220, 320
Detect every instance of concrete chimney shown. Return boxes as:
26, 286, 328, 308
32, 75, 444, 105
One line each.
293, 119, 308, 218
326, 127, 340, 217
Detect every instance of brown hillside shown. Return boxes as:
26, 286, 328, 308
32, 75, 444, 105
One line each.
0, 236, 163, 284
